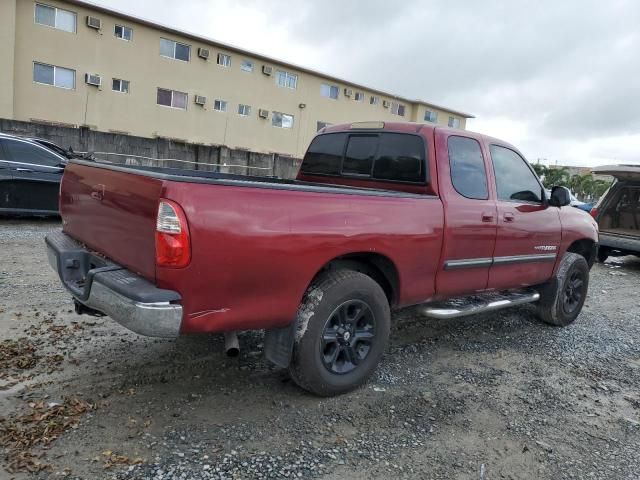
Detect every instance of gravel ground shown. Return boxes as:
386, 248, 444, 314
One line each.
1, 219, 639, 480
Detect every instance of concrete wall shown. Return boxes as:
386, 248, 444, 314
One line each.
8, 0, 471, 159
0, 118, 302, 179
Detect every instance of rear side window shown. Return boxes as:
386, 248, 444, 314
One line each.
301, 132, 426, 184
448, 136, 488, 200
3, 139, 61, 167
490, 145, 543, 203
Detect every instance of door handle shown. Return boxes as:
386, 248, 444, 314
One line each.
503, 213, 515, 222
481, 212, 494, 222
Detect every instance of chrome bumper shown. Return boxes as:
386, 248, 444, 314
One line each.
46, 231, 182, 338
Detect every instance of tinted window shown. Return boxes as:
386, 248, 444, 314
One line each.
490, 145, 542, 203
343, 136, 376, 176
372, 133, 425, 183
448, 136, 488, 200
3, 139, 62, 167
302, 133, 347, 175
302, 132, 426, 183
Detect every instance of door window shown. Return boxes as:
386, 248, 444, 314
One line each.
3, 139, 62, 167
490, 145, 542, 203
448, 136, 488, 200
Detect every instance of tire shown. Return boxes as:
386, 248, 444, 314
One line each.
288, 269, 390, 396
536, 252, 589, 327
597, 248, 609, 263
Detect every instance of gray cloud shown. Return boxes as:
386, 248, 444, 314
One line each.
93, 0, 640, 165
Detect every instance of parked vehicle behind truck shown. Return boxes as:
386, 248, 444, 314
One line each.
590, 165, 640, 261
46, 122, 599, 396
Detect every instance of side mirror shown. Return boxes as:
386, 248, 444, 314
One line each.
549, 186, 571, 207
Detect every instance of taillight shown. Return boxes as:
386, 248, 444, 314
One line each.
589, 207, 598, 219
155, 199, 190, 268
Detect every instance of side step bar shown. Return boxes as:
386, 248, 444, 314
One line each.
421, 289, 540, 319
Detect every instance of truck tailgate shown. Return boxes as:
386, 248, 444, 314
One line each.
60, 162, 163, 281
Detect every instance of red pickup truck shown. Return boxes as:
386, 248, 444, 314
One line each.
46, 122, 598, 396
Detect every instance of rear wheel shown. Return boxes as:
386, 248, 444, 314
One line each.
289, 269, 390, 396
536, 252, 589, 326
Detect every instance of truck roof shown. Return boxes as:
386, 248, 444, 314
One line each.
318, 122, 517, 150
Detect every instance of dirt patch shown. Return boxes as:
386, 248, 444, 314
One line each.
0, 397, 94, 473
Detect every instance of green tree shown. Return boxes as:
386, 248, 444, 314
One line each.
543, 167, 570, 188
531, 163, 547, 179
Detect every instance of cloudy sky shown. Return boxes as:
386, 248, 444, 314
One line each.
93, 0, 640, 167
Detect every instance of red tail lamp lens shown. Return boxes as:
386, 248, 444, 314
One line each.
155, 199, 190, 268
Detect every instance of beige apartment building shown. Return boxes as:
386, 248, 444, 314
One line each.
0, 0, 473, 158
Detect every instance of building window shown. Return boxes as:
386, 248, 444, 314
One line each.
275, 70, 298, 89
320, 84, 339, 100
391, 102, 406, 116
34, 3, 76, 33
112, 78, 130, 93
237, 104, 251, 116
424, 110, 437, 122
213, 100, 227, 112
354, 92, 365, 102
217, 53, 231, 67
157, 88, 187, 109
272, 112, 294, 128
448, 116, 460, 128
114, 24, 132, 41
33, 62, 75, 89
240, 60, 253, 72
160, 38, 190, 62
317, 121, 332, 131
370, 96, 379, 105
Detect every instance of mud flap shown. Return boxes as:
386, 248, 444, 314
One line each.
264, 321, 297, 368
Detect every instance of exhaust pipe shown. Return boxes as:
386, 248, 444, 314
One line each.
224, 331, 239, 357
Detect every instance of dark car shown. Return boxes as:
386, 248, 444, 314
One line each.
0, 133, 68, 216
591, 165, 640, 261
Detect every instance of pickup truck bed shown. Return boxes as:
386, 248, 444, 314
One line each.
59, 158, 443, 335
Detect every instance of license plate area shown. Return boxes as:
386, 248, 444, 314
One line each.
57, 249, 121, 300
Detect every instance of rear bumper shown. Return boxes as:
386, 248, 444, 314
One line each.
45, 230, 183, 338
599, 231, 640, 255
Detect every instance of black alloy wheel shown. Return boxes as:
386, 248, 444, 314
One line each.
320, 300, 376, 375
562, 270, 586, 315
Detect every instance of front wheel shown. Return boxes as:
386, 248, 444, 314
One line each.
597, 248, 609, 263
536, 252, 589, 326
289, 269, 390, 396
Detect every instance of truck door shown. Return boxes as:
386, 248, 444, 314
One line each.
486, 144, 561, 289
435, 131, 497, 296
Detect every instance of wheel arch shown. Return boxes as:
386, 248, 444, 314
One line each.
566, 238, 597, 268
307, 252, 400, 308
